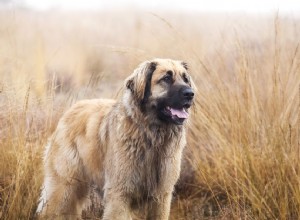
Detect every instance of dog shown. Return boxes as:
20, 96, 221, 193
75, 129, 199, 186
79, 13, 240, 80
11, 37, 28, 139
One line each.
37, 58, 195, 219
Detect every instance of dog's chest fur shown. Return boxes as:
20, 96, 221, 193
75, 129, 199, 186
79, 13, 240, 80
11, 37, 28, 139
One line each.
123, 124, 181, 198
105, 112, 183, 201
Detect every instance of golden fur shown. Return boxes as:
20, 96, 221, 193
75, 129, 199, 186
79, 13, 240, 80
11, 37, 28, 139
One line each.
37, 58, 195, 219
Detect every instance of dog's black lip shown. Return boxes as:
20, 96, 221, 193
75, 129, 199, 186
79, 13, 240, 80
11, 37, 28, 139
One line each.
183, 104, 191, 109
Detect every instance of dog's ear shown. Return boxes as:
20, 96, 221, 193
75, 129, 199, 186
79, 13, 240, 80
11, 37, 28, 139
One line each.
125, 61, 157, 106
126, 78, 134, 93
140, 62, 157, 107
181, 61, 188, 70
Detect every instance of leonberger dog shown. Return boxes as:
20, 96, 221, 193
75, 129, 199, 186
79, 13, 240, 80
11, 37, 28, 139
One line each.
37, 58, 195, 219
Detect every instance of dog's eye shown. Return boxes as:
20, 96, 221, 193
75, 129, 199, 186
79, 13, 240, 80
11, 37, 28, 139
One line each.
163, 75, 172, 83
182, 74, 189, 83
162, 71, 173, 83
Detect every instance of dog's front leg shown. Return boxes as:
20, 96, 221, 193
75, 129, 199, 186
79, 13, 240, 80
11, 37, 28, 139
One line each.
147, 192, 172, 220
102, 194, 132, 220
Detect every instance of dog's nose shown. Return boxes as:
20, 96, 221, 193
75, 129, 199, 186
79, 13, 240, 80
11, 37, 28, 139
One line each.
182, 88, 194, 100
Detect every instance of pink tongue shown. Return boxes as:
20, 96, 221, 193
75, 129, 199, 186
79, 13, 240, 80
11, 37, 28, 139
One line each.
169, 107, 189, 119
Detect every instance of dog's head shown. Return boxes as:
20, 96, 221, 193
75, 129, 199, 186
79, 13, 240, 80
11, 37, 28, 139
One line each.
125, 58, 195, 125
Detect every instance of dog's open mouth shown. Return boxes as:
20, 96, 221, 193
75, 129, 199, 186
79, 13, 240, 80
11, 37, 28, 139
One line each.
160, 105, 190, 125
166, 106, 189, 119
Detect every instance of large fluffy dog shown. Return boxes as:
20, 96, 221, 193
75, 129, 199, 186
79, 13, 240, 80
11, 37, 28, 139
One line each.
37, 58, 195, 219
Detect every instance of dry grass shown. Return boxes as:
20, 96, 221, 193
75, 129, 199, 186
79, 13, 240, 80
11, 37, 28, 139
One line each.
0, 8, 300, 219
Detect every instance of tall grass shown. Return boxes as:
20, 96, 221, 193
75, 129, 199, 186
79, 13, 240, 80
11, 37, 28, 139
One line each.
184, 13, 300, 219
0, 8, 300, 219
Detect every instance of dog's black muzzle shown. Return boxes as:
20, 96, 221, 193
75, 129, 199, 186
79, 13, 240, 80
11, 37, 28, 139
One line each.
157, 85, 194, 125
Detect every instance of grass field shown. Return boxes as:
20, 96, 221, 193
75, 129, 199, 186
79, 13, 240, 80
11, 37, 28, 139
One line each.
0, 8, 300, 219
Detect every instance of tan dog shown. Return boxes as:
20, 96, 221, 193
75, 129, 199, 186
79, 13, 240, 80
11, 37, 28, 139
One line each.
37, 58, 195, 219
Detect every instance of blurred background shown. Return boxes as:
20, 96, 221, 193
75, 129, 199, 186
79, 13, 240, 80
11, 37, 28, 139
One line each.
1, 1, 300, 219
1, 0, 299, 101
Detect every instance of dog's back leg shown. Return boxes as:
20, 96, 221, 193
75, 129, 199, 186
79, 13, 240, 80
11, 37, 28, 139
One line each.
38, 140, 89, 219
38, 173, 89, 219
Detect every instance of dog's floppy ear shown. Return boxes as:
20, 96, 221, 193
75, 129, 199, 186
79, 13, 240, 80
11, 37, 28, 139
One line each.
125, 61, 157, 106
181, 61, 188, 70
126, 77, 134, 93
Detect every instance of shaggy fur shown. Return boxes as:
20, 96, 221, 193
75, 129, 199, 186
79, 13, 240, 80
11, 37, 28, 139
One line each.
37, 58, 195, 219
